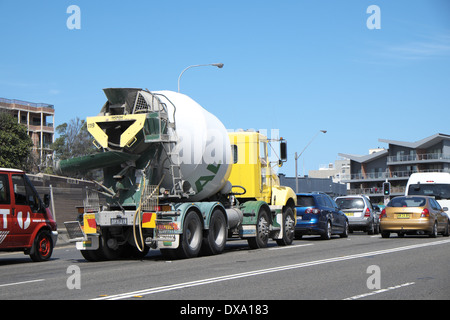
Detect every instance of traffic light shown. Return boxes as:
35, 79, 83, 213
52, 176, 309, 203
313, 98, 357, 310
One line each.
383, 182, 391, 196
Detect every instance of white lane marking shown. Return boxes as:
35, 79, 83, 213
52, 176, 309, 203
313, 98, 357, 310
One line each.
94, 239, 450, 300
0, 279, 45, 288
268, 243, 314, 250
343, 282, 416, 300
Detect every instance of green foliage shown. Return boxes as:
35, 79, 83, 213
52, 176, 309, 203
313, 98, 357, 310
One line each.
0, 112, 33, 170
52, 117, 96, 160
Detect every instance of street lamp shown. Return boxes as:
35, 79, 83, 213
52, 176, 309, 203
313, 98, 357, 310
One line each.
178, 63, 224, 92
295, 130, 327, 193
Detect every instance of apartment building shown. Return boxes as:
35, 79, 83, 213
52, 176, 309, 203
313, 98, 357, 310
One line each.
0, 97, 55, 167
339, 133, 450, 203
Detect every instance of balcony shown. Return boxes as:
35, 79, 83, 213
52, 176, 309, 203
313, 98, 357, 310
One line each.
347, 186, 406, 196
341, 169, 449, 182
387, 153, 450, 164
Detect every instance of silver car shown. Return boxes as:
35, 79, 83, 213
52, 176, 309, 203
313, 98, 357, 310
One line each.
334, 195, 379, 234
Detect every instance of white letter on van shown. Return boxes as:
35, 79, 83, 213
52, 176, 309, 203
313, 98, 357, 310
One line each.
0, 209, 9, 228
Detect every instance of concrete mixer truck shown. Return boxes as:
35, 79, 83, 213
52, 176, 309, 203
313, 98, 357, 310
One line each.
62, 88, 296, 261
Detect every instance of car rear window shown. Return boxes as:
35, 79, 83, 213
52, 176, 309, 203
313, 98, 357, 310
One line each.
388, 197, 426, 207
297, 195, 315, 207
336, 198, 364, 209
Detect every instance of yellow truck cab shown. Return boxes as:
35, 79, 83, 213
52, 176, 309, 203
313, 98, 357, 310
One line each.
228, 130, 296, 246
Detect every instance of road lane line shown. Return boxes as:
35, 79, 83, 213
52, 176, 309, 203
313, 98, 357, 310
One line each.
94, 239, 450, 300
0, 279, 45, 288
343, 282, 416, 300
268, 243, 314, 250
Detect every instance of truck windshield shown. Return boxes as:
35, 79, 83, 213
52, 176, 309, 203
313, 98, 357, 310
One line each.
407, 184, 450, 200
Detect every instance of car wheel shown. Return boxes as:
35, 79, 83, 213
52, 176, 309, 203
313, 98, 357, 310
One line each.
429, 222, 438, 238
367, 221, 375, 235
30, 230, 54, 262
443, 222, 450, 237
340, 220, 349, 238
381, 231, 390, 238
321, 221, 332, 240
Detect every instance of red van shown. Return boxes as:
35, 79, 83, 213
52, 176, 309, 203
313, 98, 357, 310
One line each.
0, 168, 57, 261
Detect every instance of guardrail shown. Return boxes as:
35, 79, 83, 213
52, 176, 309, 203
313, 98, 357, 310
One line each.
342, 169, 450, 181
0, 97, 54, 109
388, 153, 450, 163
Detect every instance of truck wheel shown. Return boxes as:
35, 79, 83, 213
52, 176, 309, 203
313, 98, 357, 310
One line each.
175, 210, 203, 259
248, 207, 270, 249
30, 230, 54, 262
276, 207, 295, 246
202, 210, 227, 255
80, 250, 98, 262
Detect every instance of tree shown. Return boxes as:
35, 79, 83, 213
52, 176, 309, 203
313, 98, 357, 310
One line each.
52, 117, 96, 160
0, 112, 33, 170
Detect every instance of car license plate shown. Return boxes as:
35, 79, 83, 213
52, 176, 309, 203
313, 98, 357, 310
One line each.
397, 214, 410, 219
345, 212, 354, 217
111, 217, 127, 225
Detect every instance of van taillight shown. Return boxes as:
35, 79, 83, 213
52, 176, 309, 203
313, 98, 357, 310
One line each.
364, 208, 371, 217
380, 209, 386, 219
421, 208, 430, 218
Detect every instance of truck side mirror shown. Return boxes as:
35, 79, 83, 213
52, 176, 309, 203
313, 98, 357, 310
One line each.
280, 140, 287, 162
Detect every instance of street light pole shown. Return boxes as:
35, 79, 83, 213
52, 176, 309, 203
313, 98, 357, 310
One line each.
178, 63, 224, 92
295, 130, 327, 193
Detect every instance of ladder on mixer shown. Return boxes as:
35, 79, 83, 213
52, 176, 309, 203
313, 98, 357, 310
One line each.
167, 136, 184, 197
144, 91, 187, 198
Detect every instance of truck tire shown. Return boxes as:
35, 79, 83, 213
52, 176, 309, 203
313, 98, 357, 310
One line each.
168, 210, 203, 259
202, 209, 227, 255
30, 230, 54, 262
276, 207, 295, 246
248, 207, 270, 249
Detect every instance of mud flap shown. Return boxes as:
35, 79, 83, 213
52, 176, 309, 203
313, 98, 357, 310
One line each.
157, 234, 180, 249
75, 234, 100, 250
239, 225, 257, 237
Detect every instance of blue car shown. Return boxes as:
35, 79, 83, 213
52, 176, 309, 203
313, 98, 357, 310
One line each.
295, 192, 349, 240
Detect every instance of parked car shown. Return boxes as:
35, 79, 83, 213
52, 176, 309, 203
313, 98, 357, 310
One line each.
334, 195, 379, 235
380, 195, 450, 238
0, 168, 58, 261
295, 192, 348, 240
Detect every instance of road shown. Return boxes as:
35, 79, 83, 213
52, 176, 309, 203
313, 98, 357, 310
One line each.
1, 232, 449, 305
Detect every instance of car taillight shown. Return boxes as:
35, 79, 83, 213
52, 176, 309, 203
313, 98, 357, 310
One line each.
364, 208, 371, 217
421, 208, 429, 218
380, 209, 386, 219
305, 208, 321, 214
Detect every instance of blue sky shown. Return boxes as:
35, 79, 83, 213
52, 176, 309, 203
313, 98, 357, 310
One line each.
1, 0, 449, 177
